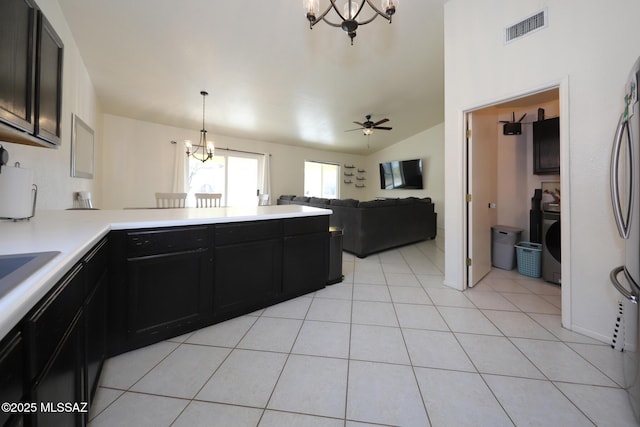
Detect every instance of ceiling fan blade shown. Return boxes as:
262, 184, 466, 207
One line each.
372, 118, 389, 126
345, 128, 364, 132
517, 113, 527, 122
498, 121, 510, 123
373, 126, 392, 130
353, 121, 366, 127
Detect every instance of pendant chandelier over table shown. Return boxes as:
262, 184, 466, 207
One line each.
185, 90, 214, 163
304, 0, 399, 45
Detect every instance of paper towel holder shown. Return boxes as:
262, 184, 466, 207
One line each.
0, 162, 38, 222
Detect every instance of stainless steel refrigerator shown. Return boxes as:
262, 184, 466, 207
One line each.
610, 56, 640, 421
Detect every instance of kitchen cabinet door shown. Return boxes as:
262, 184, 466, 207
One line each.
283, 231, 328, 297
32, 312, 84, 427
0, 0, 36, 133
34, 11, 63, 145
214, 238, 282, 318
533, 117, 560, 175
0, 330, 26, 427
125, 248, 214, 349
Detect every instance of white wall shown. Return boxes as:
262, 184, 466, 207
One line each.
444, 0, 640, 341
364, 124, 445, 231
0, 0, 100, 210
101, 114, 366, 209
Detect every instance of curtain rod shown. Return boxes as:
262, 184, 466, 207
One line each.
170, 141, 269, 157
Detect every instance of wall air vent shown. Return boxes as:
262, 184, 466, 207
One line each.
505, 9, 547, 44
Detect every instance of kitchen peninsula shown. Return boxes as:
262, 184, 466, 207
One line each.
0, 205, 330, 427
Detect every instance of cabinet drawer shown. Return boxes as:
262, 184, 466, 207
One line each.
215, 220, 282, 246
25, 263, 84, 380
127, 226, 211, 257
283, 215, 329, 236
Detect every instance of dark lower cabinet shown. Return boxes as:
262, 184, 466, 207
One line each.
106, 217, 329, 356
214, 238, 282, 318
108, 226, 214, 354
84, 273, 106, 417
0, 238, 109, 427
0, 330, 25, 427
282, 215, 329, 297
32, 312, 83, 427
283, 232, 328, 297
84, 239, 108, 410
126, 248, 213, 344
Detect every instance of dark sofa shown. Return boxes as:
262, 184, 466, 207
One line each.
278, 195, 437, 258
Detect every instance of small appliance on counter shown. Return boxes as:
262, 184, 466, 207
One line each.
0, 162, 38, 221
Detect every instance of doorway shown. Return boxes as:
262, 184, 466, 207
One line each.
465, 87, 564, 294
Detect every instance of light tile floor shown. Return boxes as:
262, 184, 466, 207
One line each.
89, 239, 638, 426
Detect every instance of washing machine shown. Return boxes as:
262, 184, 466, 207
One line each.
542, 204, 561, 284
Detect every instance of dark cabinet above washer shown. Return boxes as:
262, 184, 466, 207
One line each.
533, 117, 560, 175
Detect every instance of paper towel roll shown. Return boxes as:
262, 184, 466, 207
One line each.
0, 166, 34, 219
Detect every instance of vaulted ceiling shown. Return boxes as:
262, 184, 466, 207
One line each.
57, 0, 446, 154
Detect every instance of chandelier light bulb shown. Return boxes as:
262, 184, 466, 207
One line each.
304, 0, 319, 21
381, 0, 398, 15
343, 0, 359, 20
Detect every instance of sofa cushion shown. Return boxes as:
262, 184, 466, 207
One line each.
279, 195, 295, 200
330, 198, 359, 207
309, 197, 331, 205
396, 198, 415, 205
293, 196, 310, 202
358, 199, 397, 208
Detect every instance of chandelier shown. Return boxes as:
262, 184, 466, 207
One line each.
304, 0, 398, 45
185, 90, 214, 162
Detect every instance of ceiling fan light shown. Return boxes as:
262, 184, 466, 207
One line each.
363, 128, 373, 135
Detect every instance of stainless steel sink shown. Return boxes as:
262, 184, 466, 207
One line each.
0, 251, 60, 299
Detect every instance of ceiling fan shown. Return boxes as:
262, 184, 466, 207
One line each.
499, 112, 526, 135
346, 114, 392, 135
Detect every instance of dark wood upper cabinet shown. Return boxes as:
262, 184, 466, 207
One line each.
533, 117, 560, 175
34, 11, 63, 145
0, 0, 36, 134
0, 0, 63, 147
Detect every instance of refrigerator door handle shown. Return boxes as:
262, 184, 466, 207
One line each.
611, 265, 638, 303
611, 114, 633, 239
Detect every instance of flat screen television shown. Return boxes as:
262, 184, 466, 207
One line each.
379, 159, 424, 189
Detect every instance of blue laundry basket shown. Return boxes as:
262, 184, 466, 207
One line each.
515, 242, 542, 278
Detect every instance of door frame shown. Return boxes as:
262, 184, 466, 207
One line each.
461, 77, 571, 327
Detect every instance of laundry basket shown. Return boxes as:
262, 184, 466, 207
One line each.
515, 242, 542, 278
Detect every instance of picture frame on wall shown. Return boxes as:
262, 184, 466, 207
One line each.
70, 114, 94, 179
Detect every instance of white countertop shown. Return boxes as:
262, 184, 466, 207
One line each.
0, 205, 331, 339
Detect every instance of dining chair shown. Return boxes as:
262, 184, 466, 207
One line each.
155, 192, 187, 208
195, 193, 222, 207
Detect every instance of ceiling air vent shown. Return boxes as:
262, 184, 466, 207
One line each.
505, 9, 547, 44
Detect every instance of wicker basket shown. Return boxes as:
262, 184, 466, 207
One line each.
515, 242, 542, 278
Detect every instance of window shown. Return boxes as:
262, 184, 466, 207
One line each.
304, 161, 339, 199
188, 151, 264, 207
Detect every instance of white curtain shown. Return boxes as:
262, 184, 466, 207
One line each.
260, 153, 272, 205
172, 141, 187, 192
